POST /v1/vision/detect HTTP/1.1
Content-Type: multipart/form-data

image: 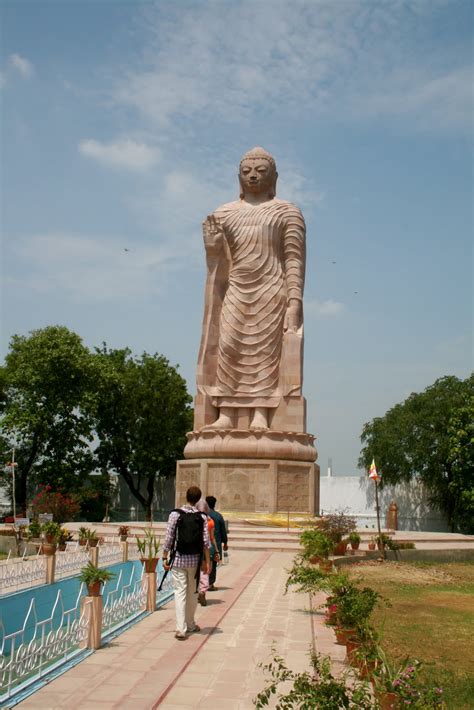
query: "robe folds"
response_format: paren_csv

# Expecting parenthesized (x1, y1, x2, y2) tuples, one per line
(197, 198, 306, 409)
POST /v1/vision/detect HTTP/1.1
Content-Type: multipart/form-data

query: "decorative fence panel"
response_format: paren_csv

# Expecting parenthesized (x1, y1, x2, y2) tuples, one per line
(55, 548, 90, 580)
(97, 543, 123, 567)
(101, 565, 147, 637)
(127, 542, 142, 561)
(0, 589, 90, 704)
(156, 562, 174, 608)
(0, 556, 47, 595)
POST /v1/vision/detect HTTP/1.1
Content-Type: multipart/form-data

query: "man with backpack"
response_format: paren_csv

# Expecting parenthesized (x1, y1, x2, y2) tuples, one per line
(162, 486, 211, 640)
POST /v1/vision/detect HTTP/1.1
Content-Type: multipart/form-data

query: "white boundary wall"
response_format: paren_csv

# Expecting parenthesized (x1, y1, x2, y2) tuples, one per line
(320, 475, 448, 532)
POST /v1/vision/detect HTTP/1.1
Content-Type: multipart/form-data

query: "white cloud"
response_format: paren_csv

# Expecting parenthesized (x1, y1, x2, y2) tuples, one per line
(109, 1, 470, 135)
(305, 299, 346, 318)
(14, 233, 181, 302)
(9, 53, 34, 78)
(78, 138, 160, 172)
(352, 66, 473, 132)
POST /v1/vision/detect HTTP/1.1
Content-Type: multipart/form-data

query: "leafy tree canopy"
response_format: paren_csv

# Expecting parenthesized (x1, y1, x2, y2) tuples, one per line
(92, 346, 193, 520)
(359, 374, 474, 533)
(0, 328, 193, 521)
(0, 326, 98, 511)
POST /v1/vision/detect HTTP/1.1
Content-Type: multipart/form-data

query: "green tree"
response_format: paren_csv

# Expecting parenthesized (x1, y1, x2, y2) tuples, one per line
(446, 393, 474, 533)
(93, 346, 193, 521)
(0, 326, 98, 513)
(359, 374, 474, 533)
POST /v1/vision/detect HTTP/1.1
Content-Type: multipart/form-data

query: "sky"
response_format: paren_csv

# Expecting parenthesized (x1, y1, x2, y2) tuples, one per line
(1, 0, 472, 476)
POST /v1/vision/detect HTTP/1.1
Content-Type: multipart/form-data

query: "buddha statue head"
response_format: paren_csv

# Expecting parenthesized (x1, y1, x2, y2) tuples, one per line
(239, 147, 278, 200)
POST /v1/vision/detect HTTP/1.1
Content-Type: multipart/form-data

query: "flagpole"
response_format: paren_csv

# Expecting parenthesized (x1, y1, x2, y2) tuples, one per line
(374, 478, 385, 560)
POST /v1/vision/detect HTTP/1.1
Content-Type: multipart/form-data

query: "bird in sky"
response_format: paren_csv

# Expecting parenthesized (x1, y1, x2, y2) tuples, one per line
(124, 248, 130, 252)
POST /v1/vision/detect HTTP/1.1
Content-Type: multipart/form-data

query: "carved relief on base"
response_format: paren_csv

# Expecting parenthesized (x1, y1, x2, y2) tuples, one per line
(176, 458, 320, 514)
(183, 428, 317, 462)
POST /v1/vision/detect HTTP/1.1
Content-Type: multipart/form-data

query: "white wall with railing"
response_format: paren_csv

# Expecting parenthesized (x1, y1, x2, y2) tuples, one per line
(320, 475, 448, 531)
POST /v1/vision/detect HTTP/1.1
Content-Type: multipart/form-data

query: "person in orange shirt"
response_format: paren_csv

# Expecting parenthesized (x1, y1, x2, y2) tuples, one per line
(196, 499, 220, 606)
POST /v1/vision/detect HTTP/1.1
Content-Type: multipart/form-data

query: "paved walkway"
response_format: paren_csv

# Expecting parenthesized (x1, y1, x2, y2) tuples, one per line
(16, 550, 343, 709)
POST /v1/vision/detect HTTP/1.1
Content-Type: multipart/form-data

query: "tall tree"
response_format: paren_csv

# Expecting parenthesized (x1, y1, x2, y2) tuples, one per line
(0, 326, 98, 513)
(359, 374, 474, 533)
(93, 346, 193, 521)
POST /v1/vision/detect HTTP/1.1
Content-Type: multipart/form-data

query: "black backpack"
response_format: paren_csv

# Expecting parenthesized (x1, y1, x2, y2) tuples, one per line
(173, 509, 204, 555)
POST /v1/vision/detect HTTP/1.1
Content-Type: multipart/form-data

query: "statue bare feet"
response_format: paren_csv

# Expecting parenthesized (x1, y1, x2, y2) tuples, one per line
(202, 407, 234, 430)
(249, 407, 269, 430)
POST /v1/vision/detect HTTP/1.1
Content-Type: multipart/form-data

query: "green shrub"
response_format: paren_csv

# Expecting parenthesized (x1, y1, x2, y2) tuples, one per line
(254, 648, 373, 709)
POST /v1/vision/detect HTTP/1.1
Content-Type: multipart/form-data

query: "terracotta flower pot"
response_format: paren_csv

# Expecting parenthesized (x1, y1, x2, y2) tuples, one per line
(79, 539, 87, 546)
(350, 542, 360, 550)
(324, 610, 338, 626)
(376, 691, 400, 710)
(333, 541, 347, 556)
(45, 534, 57, 544)
(336, 627, 357, 645)
(368, 543, 376, 550)
(358, 660, 376, 680)
(58, 543, 67, 551)
(141, 558, 159, 573)
(319, 560, 333, 573)
(42, 542, 57, 556)
(88, 538, 99, 548)
(346, 637, 362, 665)
(87, 581, 102, 597)
(120, 535, 128, 542)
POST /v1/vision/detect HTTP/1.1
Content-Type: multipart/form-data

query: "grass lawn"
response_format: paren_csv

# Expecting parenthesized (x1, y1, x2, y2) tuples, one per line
(347, 561, 474, 710)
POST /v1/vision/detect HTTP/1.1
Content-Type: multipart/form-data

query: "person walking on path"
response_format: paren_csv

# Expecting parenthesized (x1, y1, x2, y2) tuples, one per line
(163, 486, 211, 640)
(205, 495, 228, 590)
(196, 499, 218, 606)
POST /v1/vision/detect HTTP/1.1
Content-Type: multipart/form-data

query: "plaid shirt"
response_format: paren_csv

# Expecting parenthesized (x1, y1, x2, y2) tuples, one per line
(163, 505, 210, 569)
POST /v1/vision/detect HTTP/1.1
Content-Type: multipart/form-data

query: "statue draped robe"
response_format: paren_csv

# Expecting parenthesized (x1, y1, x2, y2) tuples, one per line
(196, 198, 306, 414)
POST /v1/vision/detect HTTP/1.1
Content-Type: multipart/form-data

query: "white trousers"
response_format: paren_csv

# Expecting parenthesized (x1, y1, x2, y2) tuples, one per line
(172, 566, 199, 634)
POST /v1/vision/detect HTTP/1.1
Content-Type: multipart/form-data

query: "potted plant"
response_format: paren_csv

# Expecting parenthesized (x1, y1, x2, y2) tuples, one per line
(317, 509, 356, 557)
(58, 527, 73, 551)
(85, 529, 99, 547)
(299, 529, 333, 566)
(375, 533, 395, 552)
(368, 536, 377, 551)
(334, 585, 382, 644)
(254, 648, 374, 709)
(285, 559, 334, 596)
(28, 519, 41, 540)
(79, 561, 115, 596)
(78, 526, 89, 546)
(118, 525, 130, 542)
(40, 521, 61, 554)
(353, 634, 380, 680)
(136, 529, 161, 573)
(349, 531, 361, 550)
(373, 652, 446, 709)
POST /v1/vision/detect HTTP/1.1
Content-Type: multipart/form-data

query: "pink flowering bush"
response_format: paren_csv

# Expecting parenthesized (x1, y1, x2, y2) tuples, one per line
(374, 655, 446, 708)
(31, 485, 80, 524)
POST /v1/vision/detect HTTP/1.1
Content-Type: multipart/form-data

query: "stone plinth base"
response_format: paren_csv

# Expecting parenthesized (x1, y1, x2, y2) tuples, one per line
(176, 458, 320, 514)
(184, 428, 316, 462)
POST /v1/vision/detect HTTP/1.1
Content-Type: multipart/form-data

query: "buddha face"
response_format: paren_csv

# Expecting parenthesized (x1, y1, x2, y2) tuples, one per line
(239, 158, 277, 197)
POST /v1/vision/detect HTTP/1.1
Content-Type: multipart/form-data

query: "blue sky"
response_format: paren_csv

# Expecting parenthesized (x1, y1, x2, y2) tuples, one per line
(1, 0, 472, 475)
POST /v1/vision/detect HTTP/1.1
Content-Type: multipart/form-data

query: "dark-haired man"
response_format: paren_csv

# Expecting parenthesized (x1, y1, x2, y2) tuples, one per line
(205, 495, 228, 590)
(163, 486, 210, 639)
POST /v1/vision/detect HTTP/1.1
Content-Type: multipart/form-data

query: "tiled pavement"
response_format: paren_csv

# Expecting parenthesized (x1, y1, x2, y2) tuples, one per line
(16, 551, 344, 709)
